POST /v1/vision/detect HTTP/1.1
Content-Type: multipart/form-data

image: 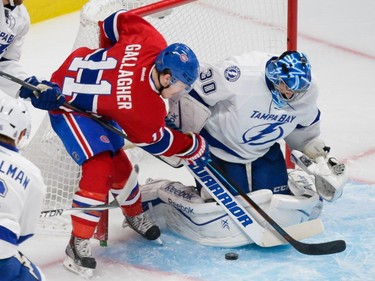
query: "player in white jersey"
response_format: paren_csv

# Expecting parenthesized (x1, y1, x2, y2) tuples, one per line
(0, 0, 64, 110)
(0, 95, 46, 280)
(132, 51, 348, 246)
(167, 50, 347, 198)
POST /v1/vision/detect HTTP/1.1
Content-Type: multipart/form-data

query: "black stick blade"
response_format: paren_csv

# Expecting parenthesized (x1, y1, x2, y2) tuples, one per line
(292, 239, 346, 255)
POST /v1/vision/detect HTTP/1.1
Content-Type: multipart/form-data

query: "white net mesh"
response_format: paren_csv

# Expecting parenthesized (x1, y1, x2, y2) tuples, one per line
(22, 0, 290, 233)
(73, 0, 287, 59)
(22, 115, 81, 232)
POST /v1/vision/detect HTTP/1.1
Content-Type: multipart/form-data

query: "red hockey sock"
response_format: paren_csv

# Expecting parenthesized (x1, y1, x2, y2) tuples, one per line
(71, 152, 113, 239)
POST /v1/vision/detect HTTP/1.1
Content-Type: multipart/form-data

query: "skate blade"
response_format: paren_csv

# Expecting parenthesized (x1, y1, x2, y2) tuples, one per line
(155, 237, 163, 245)
(63, 256, 94, 279)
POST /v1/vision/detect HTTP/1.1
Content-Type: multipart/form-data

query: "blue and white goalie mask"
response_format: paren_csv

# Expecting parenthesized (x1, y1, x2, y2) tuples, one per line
(265, 51, 312, 108)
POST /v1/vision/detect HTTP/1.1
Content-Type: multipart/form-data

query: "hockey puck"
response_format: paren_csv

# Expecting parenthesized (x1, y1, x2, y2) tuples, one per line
(225, 252, 239, 260)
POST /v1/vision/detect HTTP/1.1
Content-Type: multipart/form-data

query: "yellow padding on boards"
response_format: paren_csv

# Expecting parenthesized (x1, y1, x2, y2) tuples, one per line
(24, 0, 87, 24)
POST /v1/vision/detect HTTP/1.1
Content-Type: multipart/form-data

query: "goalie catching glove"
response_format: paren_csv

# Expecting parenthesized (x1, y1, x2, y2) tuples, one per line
(291, 150, 348, 202)
(175, 132, 210, 166)
(19, 76, 65, 110)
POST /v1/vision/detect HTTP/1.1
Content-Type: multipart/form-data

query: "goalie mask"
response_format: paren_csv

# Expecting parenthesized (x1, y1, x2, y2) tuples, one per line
(155, 43, 199, 94)
(265, 51, 312, 108)
(0, 96, 31, 149)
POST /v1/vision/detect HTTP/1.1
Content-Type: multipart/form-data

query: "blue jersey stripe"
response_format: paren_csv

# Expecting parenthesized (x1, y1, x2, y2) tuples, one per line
(102, 11, 121, 44)
(200, 128, 246, 160)
(296, 109, 320, 129)
(0, 225, 18, 246)
(139, 128, 173, 155)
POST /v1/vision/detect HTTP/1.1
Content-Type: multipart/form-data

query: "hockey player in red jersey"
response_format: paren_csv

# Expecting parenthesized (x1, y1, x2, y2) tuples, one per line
(48, 10, 208, 278)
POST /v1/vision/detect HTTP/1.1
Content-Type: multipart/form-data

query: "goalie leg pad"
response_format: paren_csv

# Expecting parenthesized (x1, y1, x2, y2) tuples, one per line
(142, 179, 276, 247)
(288, 168, 316, 197)
(267, 192, 320, 227)
(288, 168, 324, 220)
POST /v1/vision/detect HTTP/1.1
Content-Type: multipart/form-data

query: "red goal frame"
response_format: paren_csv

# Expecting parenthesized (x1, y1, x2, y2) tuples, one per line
(94, 0, 299, 244)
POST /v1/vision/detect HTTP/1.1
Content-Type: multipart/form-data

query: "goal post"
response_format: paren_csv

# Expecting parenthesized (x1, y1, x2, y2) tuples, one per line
(287, 0, 298, 51)
(129, 0, 197, 17)
(286, 0, 298, 168)
(22, 0, 299, 242)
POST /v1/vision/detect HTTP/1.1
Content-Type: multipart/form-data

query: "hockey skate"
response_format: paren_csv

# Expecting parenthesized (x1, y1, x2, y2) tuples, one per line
(63, 235, 96, 278)
(123, 212, 161, 241)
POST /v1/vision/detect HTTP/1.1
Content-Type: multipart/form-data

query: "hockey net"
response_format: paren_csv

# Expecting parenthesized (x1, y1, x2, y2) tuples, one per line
(22, 0, 296, 237)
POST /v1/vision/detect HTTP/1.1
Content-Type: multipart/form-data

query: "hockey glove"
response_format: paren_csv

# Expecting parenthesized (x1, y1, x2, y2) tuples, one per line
(176, 133, 210, 166)
(291, 150, 348, 202)
(19, 76, 65, 110)
(303, 138, 328, 159)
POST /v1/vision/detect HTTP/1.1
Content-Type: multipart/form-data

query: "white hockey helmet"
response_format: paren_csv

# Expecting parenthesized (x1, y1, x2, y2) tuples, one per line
(0, 96, 31, 148)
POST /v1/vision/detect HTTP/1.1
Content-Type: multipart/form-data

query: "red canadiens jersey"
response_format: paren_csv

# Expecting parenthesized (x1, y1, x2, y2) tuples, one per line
(51, 11, 192, 156)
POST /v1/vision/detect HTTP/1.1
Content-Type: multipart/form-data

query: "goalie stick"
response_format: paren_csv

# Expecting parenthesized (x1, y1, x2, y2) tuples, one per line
(185, 163, 274, 246)
(1, 71, 345, 254)
(207, 163, 346, 255)
(40, 165, 139, 218)
(184, 163, 324, 248)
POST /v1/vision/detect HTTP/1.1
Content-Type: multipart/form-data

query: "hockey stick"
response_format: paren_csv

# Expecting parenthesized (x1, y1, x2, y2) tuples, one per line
(0, 71, 344, 253)
(40, 165, 139, 218)
(0, 70, 184, 167)
(185, 163, 274, 246)
(0, 70, 129, 138)
(207, 163, 346, 255)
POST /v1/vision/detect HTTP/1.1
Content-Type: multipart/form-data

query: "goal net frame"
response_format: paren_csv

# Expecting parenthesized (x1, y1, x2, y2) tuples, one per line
(22, 0, 299, 245)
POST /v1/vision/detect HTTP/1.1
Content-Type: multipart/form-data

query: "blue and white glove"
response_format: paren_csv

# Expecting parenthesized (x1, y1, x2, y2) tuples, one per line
(19, 76, 65, 110)
(176, 133, 211, 166)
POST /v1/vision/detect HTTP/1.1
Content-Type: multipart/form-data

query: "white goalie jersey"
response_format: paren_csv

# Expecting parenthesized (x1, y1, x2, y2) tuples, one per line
(0, 4, 30, 96)
(187, 51, 321, 164)
(0, 145, 46, 259)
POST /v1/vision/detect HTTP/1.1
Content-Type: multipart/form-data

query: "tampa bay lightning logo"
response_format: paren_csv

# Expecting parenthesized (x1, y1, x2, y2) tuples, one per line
(224, 66, 241, 82)
(242, 122, 284, 145)
(0, 43, 9, 56)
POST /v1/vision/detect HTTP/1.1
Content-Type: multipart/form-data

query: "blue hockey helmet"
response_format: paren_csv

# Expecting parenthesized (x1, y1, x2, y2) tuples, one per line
(265, 51, 312, 104)
(155, 43, 199, 89)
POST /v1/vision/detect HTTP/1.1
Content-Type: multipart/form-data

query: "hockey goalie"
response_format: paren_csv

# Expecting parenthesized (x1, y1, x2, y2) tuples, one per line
(127, 51, 349, 247)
